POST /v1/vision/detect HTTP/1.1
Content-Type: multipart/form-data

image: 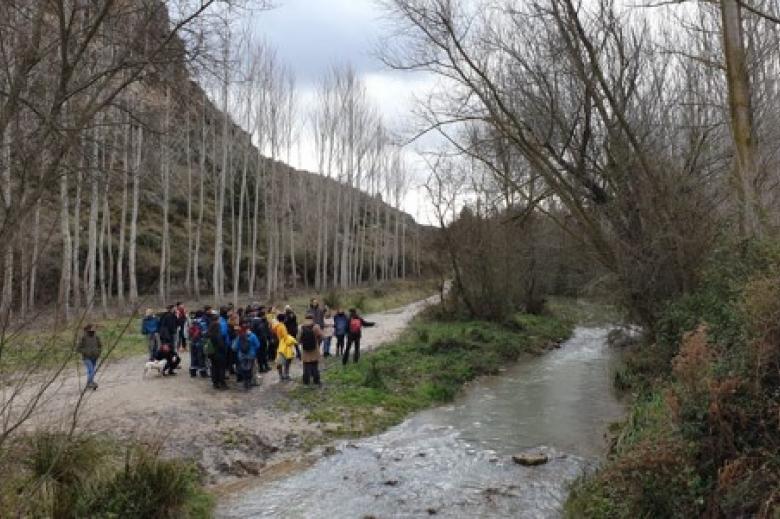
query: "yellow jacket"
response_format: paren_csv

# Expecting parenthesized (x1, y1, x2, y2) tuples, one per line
(273, 321, 297, 360)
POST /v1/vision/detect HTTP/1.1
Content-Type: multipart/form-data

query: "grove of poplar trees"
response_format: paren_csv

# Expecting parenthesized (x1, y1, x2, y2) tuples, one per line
(0, 1, 423, 325)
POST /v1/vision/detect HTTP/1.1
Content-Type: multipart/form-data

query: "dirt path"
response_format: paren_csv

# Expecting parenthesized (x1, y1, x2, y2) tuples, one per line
(11, 293, 440, 486)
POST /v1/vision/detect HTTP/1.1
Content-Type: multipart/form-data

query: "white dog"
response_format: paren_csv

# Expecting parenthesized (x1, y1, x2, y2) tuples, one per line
(143, 359, 167, 378)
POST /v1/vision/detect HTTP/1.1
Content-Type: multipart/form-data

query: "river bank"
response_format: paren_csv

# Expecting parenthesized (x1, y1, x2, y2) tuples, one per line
(218, 324, 626, 518)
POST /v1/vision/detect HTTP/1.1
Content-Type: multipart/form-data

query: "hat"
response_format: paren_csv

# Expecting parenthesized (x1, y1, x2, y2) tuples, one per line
(145, 308, 153, 317)
(284, 305, 292, 312)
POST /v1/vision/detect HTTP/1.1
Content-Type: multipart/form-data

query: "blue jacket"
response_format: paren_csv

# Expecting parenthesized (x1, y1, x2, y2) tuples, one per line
(219, 317, 230, 346)
(232, 332, 260, 361)
(141, 316, 160, 335)
(333, 313, 349, 336)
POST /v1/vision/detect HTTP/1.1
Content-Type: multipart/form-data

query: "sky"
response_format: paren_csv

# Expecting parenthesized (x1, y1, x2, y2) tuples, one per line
(247, 0, 437, 224)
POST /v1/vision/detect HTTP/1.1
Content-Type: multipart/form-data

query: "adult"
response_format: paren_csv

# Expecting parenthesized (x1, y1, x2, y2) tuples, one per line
(175, 301, 188, 351)
(284, 305, 300, 360)
(333, 308, 349, 357)
(309, 298, 328, 355)
(159, 304, 178, 350)
(77, 324, 102, 390)
(154, 342, 181, 376)
(322, 310, 334, 357)
(141, 308, 161, 361)
(232, 324, 261, 389)
(250, 307, 272, 372)
(207, 314, 228, 389)
(220, 306, 235, 376)
(342, 308, 375, 365)
(273, 314, 296, 382)
(298, 313, 324, 386)
(188, 310, 209, 377)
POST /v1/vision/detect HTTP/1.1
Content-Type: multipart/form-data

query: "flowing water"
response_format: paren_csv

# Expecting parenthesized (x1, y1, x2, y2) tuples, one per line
(218, 327, 625, 518)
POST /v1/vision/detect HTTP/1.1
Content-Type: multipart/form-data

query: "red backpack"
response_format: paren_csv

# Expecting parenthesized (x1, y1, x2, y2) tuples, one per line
(349, 317, 362, 335)
(188, 323, 201, 342)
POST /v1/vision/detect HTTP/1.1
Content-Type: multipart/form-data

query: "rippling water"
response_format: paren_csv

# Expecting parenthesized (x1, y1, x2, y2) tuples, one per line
(218, 327, 625, 519)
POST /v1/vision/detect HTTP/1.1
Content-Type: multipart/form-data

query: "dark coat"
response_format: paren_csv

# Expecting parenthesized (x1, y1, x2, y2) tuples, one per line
(159, 311, 178, 342)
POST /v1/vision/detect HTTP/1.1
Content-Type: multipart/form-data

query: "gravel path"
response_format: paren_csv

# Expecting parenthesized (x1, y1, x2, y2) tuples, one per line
(7, 292, 440, 485)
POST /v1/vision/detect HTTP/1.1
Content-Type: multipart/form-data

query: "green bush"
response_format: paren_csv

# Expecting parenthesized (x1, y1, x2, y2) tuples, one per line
(78, 448, 211, 519)
(4, 434, 212, 519)
(567, 240, 780, 518)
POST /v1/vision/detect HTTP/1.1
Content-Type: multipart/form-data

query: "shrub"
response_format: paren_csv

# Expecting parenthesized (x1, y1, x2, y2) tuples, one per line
(77, 447, 211, 519)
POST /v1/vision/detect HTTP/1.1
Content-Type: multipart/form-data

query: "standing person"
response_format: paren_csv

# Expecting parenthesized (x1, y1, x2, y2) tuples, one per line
(77, 324, 102, 390)
(322, 310, 334, 358)
(220, 307, 236, 376)
(273, 314, 295, 382)
(141, 309, 161, 361)
(188, 311, 208, 377)
(207, 313, 227, 389)
(333, 308, 349, 357)
(159, 304, 178, 352)
(284, 305, 300, 359)
(175, 302, 188, 352)
(250, 307, 272, 372)
(232, 324, 260, 389)
(266, 307, 279, 369)
(342, 308, 375, 365)
(309, 298, 328, 354)
(298, 313, 324, 386)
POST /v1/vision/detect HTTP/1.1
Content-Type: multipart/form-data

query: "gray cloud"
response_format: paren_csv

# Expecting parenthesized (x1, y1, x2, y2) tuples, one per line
(255, 0, 387, 84)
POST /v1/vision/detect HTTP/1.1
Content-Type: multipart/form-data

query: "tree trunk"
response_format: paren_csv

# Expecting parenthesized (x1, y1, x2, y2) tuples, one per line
(720, 0, 761, 238)
(129, 125, 142, 303)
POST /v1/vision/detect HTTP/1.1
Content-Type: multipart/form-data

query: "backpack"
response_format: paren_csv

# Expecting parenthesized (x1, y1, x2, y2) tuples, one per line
(301, 325, 317, 352)
(188, 323, 201, 342)
(349, 317, 362, 335)
(239, 335, 249, 355)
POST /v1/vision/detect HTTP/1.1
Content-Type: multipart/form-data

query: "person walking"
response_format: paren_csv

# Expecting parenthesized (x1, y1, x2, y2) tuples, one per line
(298, 313, 324, 386)
(333, 308, 349, 357)
(77, 324, 102, 390)
(232, 324, 260, 389)
(342, 308, 375, 365)
(141, 309, 161, 361)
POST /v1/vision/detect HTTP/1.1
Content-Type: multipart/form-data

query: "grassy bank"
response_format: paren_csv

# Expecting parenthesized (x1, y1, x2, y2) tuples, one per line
(566, 242, 780, 518)
(290, 307, 572, 438)
(3, 279, 438, 372)
(0, 432, 212, 518)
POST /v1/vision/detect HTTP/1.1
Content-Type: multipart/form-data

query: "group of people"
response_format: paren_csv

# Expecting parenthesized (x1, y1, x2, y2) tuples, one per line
(137, 298, 375, 390)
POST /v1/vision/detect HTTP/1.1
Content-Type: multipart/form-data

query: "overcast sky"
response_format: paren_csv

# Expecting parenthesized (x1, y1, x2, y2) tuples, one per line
(248, 0, 436, 224)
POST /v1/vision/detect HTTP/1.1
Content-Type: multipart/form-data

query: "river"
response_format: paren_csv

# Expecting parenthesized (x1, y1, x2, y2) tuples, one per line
(217, 326, 625, 518)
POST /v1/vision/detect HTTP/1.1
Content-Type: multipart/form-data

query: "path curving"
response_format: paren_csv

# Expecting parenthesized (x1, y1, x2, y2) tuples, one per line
(7, 292, 441, 485)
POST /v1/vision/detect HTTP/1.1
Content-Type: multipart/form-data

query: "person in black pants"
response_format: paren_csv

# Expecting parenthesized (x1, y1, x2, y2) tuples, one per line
(207, 316, 227, 389)
(342, 308, 375, 365)
(159, 304, 178, 350)
(299, 313, 324, 386)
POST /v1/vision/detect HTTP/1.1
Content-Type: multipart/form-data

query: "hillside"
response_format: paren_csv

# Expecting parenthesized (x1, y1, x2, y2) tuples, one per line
(19, 25, 428, 311)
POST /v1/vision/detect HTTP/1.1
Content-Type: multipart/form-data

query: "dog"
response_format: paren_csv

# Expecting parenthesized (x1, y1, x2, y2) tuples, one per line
(143, 359, 167, 378)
